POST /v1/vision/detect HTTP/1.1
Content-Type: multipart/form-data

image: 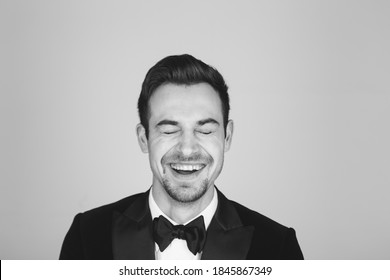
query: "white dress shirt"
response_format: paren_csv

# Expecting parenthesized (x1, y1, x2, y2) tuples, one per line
(149, 187, 218, 260)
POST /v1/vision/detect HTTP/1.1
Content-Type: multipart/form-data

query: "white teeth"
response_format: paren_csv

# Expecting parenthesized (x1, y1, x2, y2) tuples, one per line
(170, 163, 204, 171)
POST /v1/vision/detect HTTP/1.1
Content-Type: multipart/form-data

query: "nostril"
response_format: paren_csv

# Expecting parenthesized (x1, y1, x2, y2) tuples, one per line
(178, 143, 199, 156)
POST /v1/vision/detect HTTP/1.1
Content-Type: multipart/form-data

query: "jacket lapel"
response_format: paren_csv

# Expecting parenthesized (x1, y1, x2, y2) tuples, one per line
(112, 191, 155, 259)
(202, 189, 254, 259)
(111, 188, 254, 260)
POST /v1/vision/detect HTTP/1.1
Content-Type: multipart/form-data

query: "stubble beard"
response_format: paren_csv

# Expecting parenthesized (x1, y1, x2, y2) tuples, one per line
(160, 150, 213, 203)
(162, 177, 210, 203)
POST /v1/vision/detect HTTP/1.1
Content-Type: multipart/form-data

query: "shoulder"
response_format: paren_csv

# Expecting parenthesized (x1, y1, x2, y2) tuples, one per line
(228, 199, 289, 234)
(60, 191, 149, 259)
(216, 189, 290, 234)
(219, 192, 304, 259)
(83, 192, 145, 215)
(78, 191, 147, 224)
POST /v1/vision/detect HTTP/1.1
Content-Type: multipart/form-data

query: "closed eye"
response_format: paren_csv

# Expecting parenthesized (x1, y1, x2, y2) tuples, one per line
(157, 122, 180, 135)
(197, 130, 213, 135)
(156, 120, 180, 135)
(196, 119, 219, 134)
(163, 131, 179, 135)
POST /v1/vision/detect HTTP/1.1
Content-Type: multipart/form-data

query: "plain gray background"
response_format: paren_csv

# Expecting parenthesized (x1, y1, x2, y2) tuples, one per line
(1, 0, 389, 259)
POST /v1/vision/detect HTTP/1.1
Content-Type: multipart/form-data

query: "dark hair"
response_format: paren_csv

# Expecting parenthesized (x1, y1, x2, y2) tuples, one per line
(137, 54, 230, 138)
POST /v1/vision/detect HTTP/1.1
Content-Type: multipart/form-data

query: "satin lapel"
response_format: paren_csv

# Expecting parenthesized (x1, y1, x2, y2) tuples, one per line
(202, 189, 254, 260)
(112, 191, 155, 260)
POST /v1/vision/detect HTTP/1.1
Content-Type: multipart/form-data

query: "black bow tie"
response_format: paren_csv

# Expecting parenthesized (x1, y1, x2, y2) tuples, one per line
(153, 215, 206, 255)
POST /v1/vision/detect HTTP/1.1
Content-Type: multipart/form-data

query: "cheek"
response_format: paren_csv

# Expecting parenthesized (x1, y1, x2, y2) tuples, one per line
(149, 138, 177, 163)
(200, 137, 225, 161)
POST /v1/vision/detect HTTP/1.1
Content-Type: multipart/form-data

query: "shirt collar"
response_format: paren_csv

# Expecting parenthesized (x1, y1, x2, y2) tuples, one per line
(148, 186, 218, 229)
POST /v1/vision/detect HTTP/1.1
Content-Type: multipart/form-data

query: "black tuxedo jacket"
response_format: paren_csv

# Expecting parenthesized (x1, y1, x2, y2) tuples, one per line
(60, 189, 303, 259)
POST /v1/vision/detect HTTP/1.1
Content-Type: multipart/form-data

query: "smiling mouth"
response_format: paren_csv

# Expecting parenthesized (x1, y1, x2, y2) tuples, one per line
(169, 163, 206, 175)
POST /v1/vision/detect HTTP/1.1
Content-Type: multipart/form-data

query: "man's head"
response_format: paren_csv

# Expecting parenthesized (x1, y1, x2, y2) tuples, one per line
(136, 54, 233, 206)
(137, 54, 230, 138)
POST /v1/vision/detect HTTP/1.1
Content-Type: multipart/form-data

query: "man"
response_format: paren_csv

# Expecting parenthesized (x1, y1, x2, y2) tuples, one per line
(60, 54, 304, 260)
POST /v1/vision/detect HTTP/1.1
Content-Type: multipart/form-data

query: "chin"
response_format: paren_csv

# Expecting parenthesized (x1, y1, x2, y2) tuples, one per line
(162, 178, 210, 203)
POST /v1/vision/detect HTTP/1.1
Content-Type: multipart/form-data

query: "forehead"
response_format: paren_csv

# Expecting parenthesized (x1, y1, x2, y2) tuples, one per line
(148, 83, 223, 123)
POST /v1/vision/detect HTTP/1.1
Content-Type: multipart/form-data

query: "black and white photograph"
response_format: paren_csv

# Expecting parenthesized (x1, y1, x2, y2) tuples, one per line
(1, 0, 389, 260)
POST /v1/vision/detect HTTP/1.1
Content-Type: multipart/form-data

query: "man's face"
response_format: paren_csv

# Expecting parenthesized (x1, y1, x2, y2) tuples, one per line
(137, 83, 233, 204)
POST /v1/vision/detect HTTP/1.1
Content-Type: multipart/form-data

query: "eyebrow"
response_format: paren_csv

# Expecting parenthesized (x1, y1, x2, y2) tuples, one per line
(197, 118, 220, 126)
(156, 118, 220, 127)
(156, 120, 179, 127)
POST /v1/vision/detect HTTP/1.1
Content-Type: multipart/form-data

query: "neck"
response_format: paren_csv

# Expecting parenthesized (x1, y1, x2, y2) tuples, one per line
(152, 183, 214, 224)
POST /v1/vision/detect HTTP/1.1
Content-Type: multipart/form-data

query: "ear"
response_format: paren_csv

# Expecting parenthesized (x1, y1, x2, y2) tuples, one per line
(224, 119, 234, 152)
(136, 123, 148, 153)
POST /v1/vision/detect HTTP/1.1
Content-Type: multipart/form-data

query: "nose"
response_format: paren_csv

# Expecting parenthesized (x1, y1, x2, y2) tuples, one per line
(177, 131, 199, 157)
